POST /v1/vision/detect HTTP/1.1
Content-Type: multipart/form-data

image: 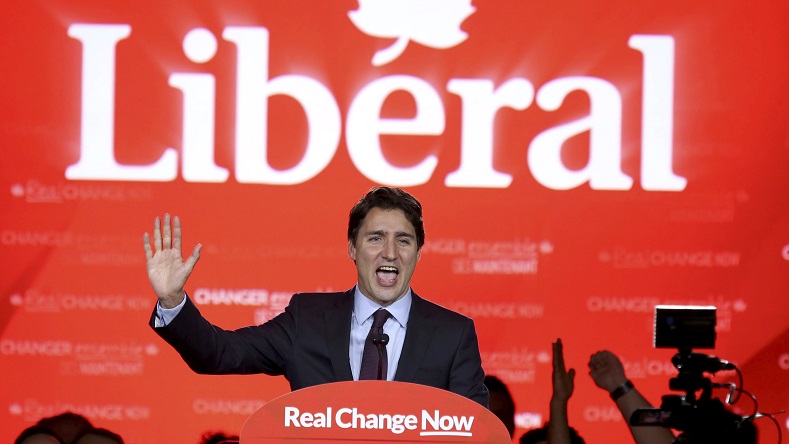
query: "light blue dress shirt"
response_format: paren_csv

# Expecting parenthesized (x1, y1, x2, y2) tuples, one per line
(349, 286, 411, 381)
(155, 286, 413, 381)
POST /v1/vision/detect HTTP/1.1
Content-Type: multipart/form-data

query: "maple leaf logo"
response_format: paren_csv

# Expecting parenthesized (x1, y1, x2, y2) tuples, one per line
(348, 0, 476, 66)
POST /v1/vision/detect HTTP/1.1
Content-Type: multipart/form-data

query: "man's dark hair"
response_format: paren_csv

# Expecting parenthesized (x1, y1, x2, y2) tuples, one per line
(347, 187, 425, 248)
(519, 423, 586, 444)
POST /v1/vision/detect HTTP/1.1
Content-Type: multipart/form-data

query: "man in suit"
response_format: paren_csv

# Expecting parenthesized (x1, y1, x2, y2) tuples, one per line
(144, 187, 489, 407)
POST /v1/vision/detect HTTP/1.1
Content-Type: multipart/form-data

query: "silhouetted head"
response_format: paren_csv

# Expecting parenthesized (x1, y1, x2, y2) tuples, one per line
(36, 412, 92, 444)
(485, 375, 516, 437)
(14, 425, 63, 444)
(519, 422, 586, 444)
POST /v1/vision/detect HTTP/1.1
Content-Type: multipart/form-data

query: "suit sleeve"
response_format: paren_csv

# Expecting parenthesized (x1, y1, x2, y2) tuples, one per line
(449, 318, 490, 408)
(149, 295, 298, 376)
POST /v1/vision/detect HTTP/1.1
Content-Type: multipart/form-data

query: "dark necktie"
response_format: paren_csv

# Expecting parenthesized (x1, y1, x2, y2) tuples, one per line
(359, 309, 391, 380)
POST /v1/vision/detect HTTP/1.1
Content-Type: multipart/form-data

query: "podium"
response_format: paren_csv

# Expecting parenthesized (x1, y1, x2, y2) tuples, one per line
(240, 381, 511, 443)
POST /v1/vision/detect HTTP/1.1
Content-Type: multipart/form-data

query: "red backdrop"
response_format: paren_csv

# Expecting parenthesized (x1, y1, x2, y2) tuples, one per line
(1, 0, 787, 442)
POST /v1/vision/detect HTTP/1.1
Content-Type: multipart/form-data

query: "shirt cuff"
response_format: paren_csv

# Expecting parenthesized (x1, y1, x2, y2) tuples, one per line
(154, 294, 187, 327)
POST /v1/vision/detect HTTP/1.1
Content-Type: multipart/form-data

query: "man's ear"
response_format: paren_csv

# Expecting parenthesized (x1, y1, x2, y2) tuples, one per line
(347, 239, 357, 262)
(416, 247, 422, 261)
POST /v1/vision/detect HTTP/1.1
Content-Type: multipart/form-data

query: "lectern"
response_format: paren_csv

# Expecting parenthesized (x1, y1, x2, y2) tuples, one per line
(240, 381, 511, 443)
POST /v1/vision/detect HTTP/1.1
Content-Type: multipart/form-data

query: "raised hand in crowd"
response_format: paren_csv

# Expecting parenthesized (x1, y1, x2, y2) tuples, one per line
(520, 339, 585, 444)
(588, 350, 674, 444)
(143, 214, 202, 308)
(548, 338, 575, 444)
(588, 350, 628, 392)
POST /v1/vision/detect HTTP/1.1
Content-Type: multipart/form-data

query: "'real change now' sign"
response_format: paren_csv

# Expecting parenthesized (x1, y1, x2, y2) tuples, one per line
(240, 381, 510, 443)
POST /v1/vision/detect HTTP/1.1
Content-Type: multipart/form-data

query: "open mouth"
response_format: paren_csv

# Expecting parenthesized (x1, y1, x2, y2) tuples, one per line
(376, 266, 398, 286)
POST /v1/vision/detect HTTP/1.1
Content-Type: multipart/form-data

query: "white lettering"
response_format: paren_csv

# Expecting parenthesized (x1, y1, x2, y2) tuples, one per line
(514, 412, 543, 429)
(629, 35, 686, 191)
(346, 75, 443, 186)
(529, 76, 632, 190)
(124, 406, 151, 420)
(193, 288, 269, 306)
(587, 296, 660, 313)
(421, 410, 474, 432)
(22, 400, 149, 422)
(445, 79, 533, 187)
(0, 340, 73, 356)
(333, 408, 416, 434)
(422, 410, 438, 430)
(67, 24, 177, 181)
(583, 405, 622, 422)
(471, 259, 537, 274)
(169, 29, 228, 182)
(65, 26, 684, 192)
(2, 230, 74, 247)
(336, 408, 353, 429)
(285, 407, 301, 427)
(193, 399, 265, 415)
(79, 361, 144, 375)
(224, 27, 341, 184)
(61, 294, 124, 310)
(284, 408, 332, 428)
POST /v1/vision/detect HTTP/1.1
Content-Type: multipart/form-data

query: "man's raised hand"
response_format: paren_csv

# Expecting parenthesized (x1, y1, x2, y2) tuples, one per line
(143, 214, 201, 308)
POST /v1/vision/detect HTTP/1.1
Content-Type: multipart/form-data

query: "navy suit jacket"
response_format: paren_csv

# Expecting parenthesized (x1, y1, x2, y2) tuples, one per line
(151, 289, 489, 407)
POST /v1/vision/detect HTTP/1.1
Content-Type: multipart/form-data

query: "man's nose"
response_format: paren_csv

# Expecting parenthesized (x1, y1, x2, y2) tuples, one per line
(382, 238, 396, 259)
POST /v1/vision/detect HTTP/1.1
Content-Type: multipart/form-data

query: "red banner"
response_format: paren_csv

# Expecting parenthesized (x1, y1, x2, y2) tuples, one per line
(1, 0, 787, 443)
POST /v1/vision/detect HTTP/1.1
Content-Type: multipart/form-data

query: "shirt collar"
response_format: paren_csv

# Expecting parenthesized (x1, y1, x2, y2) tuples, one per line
(353, 285, 411, 328)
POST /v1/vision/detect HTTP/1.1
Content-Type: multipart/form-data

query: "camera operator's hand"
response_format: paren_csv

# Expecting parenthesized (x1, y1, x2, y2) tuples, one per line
(588, 350, 628, 393)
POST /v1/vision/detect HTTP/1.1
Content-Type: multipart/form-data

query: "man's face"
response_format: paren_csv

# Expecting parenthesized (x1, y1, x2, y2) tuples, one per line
(348, 207, 421, 306)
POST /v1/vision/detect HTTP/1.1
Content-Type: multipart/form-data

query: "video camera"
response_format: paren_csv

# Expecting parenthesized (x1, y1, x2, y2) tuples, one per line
(630, 305, 756, 444)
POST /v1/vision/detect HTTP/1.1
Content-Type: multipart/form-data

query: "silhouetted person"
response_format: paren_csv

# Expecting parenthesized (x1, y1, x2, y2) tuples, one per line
(14, 425, 63, 444)
(36, 412, 92, 444)
(72, 428, 124, 444)
(589, 349, 757, 444)
(200, 431, 239, 444)
(485, 375, 516, 438)
(519, 424, 585, 444)
(588, 350, 675, 444)
(519, 339, 586, 444)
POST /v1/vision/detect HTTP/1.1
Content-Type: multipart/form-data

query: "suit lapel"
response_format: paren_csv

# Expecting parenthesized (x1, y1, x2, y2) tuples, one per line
(394, 292, 436, 382)
(325, 289, 354, 382)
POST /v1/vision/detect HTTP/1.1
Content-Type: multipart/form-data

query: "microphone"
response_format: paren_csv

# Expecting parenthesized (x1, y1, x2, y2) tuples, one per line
(371, 333, 389, 380)
(372, 333, 389, 346)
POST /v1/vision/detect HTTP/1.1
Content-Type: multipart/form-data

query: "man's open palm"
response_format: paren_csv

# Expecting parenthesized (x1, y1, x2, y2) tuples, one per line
(143, 214, 201, 308)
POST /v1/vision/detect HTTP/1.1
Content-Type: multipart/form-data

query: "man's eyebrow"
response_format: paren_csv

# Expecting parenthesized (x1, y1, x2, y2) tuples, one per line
(363, 229, 415, 239)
